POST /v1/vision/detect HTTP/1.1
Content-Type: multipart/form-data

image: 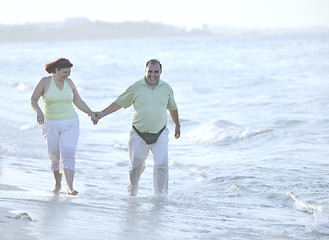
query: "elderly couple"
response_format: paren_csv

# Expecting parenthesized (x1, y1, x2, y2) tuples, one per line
(31, 58, 180, 196)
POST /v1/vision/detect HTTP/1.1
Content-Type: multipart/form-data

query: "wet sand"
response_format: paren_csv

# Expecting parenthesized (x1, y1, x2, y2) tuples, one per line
(0, 184, 36, 239)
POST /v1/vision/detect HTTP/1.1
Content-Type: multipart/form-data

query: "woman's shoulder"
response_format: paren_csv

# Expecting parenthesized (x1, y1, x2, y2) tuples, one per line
(35, 76, 51, 95)
(38, 76, 51, 86)
(65, 78, 75, 86)
(65, 78, 76, 91)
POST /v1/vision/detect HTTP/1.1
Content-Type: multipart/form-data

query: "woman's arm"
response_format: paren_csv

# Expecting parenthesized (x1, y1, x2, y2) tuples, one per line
(68, 80, 93, 114)
(69, 79, 98, 124)
(31, 78, 46, 124)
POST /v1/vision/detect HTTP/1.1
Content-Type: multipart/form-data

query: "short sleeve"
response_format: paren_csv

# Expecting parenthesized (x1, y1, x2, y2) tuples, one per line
(167, 87, 177, 110)
(115, 85, 134, 109)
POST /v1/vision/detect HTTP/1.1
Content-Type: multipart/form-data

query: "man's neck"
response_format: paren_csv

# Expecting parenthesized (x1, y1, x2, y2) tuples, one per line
(145, 77, 158, 89)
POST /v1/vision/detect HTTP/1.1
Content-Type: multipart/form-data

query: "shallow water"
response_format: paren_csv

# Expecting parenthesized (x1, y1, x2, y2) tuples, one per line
(0, 34, 329, 239)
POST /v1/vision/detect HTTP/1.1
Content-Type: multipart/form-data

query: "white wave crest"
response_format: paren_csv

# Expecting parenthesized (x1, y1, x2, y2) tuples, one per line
(286, 192, 329, 234)
(287, 192, 324, 214)
(187, 120, 268, 143)
(16, 83, 30, 91)
(19, 123, 38, 130)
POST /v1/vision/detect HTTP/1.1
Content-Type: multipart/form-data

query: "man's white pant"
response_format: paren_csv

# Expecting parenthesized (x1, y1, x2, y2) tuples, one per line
(42, 118, 79, 173)
(128, 129, 169, 196)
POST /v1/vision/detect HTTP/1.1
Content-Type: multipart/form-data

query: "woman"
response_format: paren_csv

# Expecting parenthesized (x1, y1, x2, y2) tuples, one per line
(31, 58, 98, 195)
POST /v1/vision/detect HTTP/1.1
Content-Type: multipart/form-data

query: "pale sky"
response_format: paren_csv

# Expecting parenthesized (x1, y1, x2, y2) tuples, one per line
(1, 0, 328, 29)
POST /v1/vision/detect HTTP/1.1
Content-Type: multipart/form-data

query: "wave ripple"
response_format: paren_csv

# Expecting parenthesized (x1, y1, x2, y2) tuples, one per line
(187, 120, 270, 143)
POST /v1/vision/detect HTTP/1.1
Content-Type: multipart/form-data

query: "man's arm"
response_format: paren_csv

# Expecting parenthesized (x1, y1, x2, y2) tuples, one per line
(169, 109, 180, 139)
(95, 101, 122, 119)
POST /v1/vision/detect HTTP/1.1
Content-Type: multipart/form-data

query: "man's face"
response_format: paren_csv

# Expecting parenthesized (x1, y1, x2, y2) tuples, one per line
(145, 63, 161, 86)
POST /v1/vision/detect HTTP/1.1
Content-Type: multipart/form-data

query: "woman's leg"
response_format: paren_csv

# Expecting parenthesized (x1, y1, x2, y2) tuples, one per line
(64, 169, 78, 195)
(53, 170, 62, 193)
(42, 120, 62, 192)
(59, 118, 79, 195)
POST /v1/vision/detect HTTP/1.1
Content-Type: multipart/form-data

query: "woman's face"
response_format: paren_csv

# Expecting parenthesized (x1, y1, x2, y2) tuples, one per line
(56, 67, 71, 80)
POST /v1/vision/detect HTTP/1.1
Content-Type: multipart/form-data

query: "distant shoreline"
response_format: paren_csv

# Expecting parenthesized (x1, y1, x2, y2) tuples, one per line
(1, 18, 328, 43)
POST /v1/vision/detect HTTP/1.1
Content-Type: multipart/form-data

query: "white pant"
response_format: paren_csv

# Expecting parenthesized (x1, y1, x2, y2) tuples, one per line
(42, 118, 79, 173)
(128, 128, 169, 196)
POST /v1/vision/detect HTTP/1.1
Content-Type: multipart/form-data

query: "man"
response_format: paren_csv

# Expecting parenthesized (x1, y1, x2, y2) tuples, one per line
(95, 59, 180, 196)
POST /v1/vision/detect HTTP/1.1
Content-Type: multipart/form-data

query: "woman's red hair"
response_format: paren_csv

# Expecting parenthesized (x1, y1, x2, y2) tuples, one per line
(45, 58, 73, 74)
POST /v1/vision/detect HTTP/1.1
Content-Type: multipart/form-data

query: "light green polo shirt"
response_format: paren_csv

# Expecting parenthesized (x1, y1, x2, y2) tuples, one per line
(115, 78, 177, 133)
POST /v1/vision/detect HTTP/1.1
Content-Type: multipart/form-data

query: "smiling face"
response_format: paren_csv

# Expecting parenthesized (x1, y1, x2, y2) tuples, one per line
(55, 67, 71, 81)
(145, 62, 162, 88)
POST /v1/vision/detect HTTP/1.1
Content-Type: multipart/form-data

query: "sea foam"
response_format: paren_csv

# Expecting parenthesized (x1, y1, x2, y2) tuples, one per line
(187, 120, 268, 144)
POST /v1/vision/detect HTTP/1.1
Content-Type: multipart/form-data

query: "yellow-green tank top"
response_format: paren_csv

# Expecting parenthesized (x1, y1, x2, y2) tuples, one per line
(42, 76, 78, 120)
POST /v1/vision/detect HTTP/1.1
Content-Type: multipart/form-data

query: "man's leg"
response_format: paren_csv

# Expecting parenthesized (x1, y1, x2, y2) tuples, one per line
(128, 133, 150, 196)
(151, 129, 169, 195)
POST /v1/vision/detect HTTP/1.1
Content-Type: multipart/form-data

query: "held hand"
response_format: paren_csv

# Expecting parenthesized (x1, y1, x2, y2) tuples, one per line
(95, 111, 104, 120)
(91, 115, 99, 125)
(89, 112, 99, 125)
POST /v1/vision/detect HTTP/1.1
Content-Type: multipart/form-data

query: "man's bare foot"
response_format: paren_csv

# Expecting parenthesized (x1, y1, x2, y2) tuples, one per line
(67, 190, 78, 195)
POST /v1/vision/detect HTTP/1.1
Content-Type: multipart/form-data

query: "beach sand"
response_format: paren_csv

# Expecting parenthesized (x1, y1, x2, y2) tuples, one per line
(0, 184, 36, 240)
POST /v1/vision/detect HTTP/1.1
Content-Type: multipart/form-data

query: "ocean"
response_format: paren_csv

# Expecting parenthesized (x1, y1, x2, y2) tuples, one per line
(0, 33, 329, 239)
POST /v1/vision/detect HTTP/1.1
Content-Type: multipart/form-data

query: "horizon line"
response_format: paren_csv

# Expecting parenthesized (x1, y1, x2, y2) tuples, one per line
(1, 18, 329, 31)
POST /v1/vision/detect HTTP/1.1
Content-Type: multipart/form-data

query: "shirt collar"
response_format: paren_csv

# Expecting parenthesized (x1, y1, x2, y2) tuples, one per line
(142, 77, 163, 88)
